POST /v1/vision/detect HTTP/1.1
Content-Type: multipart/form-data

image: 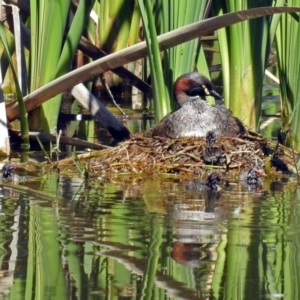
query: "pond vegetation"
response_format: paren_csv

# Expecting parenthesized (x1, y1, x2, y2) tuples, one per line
(1, 1, 300, 150)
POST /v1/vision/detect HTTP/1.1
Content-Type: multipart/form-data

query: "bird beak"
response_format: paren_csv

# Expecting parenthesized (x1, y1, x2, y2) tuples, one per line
(254, 169, 266, 177)
(209, 89, 224, 103)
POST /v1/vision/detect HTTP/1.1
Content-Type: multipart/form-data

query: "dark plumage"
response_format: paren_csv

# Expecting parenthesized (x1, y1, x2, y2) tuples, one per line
(205, 130, 217, 146)
(186, 172, 222, 192)
(201, 131, 225, 164)
(151, 72, 245, 138)
(239, 168, 265, 185)
(1, 163, 19, 182)
(239, 168, 265, 191)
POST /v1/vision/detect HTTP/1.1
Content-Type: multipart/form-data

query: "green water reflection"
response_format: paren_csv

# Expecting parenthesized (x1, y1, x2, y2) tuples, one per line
(0, 173, 299, 299)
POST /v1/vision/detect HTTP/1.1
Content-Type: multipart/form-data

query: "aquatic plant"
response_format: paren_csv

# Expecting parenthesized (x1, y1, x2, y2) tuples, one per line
(275, 0, 300, 150)
(2, 1, 300, 150)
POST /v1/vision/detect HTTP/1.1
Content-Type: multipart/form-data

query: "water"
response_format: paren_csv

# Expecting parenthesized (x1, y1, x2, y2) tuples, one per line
(0, 173, 299, 299)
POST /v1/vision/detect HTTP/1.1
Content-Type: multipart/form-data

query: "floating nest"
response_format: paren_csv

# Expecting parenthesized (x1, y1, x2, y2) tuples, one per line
(72, 131, 297, 178)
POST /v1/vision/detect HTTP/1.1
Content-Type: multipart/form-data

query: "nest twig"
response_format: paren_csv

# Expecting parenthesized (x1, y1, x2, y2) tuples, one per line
(80, 131, 296, 177)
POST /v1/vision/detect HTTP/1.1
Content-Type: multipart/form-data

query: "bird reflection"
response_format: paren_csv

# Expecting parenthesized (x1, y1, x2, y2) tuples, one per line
(171, 242, 215, 268)
(170, 173, 224, 268)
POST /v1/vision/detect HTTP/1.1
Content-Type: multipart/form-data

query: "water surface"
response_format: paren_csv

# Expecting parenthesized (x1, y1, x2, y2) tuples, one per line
(0, 173, 299, 299)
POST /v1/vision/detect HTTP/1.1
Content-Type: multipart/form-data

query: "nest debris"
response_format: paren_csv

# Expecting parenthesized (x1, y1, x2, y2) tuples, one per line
(84, 131, 296, 177)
